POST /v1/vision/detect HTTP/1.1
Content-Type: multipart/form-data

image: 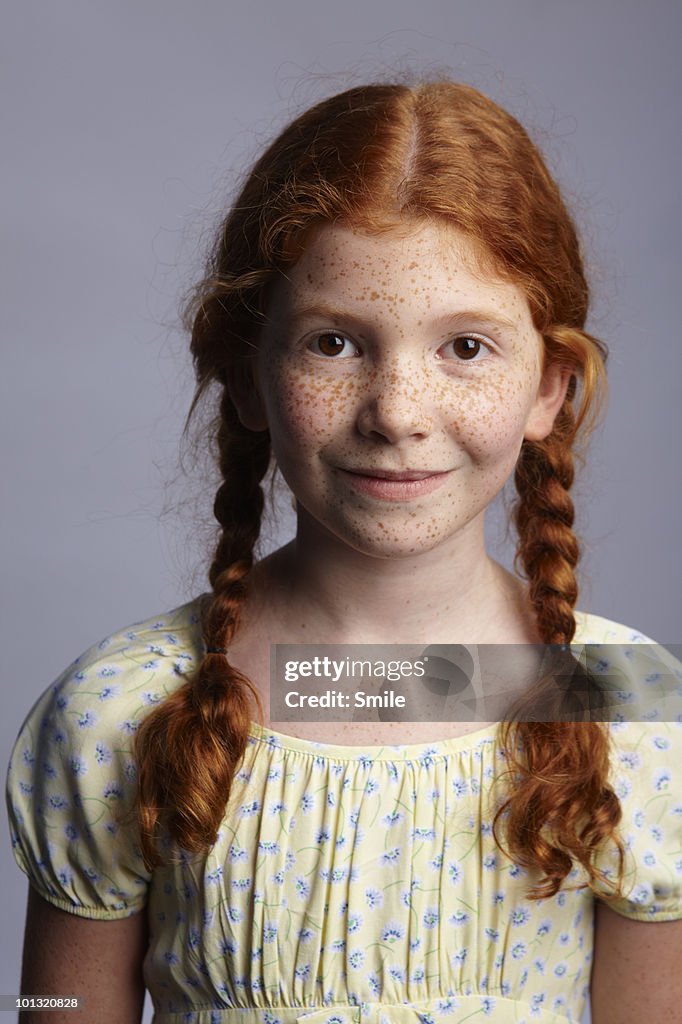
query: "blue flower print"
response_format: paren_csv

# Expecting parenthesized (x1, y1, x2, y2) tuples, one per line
(413, 826, 436, 840)
(448, 861, 462, 884)
(616, 778, 632, 799)
(94, 742, 112, 765)
(348, 947, 365, 970)
(69, 755, 87, 776)
(320, 866, 350, 884)
(418, 748, 438, 768)
(380, 847, 401, 865)
(257, 840, 280, 856)
(141, 690, 162, 705)
(380, 922, 404, 943)
(365, 888, 383, 909)
(96, 679, 119, 696)
(239, 800, 261, 818)
(219, 935, 238, 956)
(367, 972, 381, 997)
(382, 809, 403, 827)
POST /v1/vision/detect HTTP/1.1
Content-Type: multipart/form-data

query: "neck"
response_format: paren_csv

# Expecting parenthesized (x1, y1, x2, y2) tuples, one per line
(247, 511, 537, 646)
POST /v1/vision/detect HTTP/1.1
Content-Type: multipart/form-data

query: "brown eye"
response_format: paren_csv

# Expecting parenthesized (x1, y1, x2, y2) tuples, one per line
(311, 332, 359, 358)
(452, 336, 481, 360)
(438, 334, 491, 362)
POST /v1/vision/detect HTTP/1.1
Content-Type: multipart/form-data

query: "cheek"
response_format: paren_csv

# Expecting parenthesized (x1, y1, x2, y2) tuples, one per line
(261, 365, 359, 453)
(445, 378, 534, 461)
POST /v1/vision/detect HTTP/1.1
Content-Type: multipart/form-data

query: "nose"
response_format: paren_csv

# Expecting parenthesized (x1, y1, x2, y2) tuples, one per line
(355, 363, 434, 443)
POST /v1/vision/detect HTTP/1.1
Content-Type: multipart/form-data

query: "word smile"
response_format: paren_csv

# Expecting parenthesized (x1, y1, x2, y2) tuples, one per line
(284, 689, 407, 709)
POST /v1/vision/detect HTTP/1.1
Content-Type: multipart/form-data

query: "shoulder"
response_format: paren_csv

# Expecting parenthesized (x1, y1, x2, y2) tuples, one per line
(574, 610, 658, 645)
(12, 595, 206, 747)
(574, 610, 681, 721)
(8, 595, 207, 796)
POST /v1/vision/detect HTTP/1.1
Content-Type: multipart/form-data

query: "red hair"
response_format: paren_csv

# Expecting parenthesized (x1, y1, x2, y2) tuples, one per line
(134, 79, 622, 898)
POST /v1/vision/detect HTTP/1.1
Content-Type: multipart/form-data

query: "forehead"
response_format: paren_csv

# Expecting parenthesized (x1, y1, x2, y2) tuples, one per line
(270, 220, 532, 321)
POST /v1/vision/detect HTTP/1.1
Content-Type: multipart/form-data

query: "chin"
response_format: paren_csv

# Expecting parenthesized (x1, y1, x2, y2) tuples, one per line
(331, 522, 457, 561)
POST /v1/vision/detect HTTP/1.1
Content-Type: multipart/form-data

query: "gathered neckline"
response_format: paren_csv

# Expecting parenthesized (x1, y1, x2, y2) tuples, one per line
(247, 720, 499, 761)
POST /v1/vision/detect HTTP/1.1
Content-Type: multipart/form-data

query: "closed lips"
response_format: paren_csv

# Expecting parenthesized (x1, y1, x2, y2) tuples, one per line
(342, 469, 449, 479)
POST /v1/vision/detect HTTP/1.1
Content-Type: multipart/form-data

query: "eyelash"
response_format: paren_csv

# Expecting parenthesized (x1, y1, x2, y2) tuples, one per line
(307, 331, 494, 361)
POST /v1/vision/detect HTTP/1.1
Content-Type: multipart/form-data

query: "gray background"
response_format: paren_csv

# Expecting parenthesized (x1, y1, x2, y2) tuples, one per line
(2, 2, 680, 1020)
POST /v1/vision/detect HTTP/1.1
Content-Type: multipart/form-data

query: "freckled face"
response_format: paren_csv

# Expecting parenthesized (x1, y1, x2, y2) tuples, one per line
(252, 221, 555, 558)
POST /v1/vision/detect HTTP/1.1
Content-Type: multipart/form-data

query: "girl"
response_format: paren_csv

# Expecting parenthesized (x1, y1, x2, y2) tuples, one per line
(7, 80, 682, 1024)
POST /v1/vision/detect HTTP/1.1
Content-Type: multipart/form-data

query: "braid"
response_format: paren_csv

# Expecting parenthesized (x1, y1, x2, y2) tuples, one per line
(135, 392, 271, 870)
(493, 400, 624, 899)
(514, 402, 579, 644)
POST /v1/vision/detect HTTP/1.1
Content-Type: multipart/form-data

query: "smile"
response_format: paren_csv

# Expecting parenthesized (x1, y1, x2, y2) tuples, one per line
(338, 467, 452, 500)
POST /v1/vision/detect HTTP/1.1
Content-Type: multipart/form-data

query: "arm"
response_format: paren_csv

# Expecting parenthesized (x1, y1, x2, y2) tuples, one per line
(590, 900, 682, 1023)
(19, 886, 148, 1024)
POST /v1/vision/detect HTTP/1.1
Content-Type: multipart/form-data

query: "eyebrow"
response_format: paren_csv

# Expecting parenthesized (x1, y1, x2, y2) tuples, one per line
(285, 301, 521, 334)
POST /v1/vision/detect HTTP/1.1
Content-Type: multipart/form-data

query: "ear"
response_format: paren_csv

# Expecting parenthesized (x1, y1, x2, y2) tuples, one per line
(226, 359, 269, 433)
(523, 361, 572, 442)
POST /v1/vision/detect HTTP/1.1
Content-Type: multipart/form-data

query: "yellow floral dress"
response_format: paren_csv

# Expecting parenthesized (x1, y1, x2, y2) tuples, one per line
(6, 598, 682, 1024)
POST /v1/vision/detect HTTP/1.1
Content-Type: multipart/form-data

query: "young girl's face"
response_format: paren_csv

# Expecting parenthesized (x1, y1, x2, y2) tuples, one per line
(242, 220, 566, 559)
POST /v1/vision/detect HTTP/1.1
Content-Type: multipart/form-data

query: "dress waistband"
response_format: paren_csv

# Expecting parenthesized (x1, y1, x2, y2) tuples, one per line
(152, 994, 571, 1024)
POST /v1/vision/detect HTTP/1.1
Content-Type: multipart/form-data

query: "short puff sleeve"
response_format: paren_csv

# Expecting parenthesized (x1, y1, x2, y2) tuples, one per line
(593, 719, 682, 920)
(5, 605, 199, 919)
